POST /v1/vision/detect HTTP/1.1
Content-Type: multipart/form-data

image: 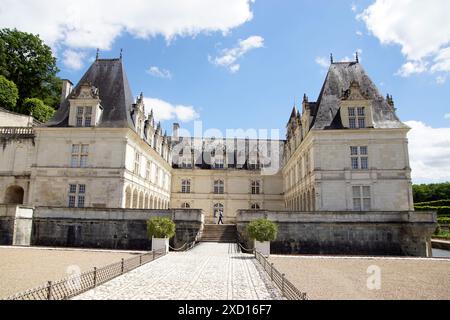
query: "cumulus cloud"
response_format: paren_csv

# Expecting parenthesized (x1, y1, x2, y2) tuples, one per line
(406, 120, 450, 183)
(147, 66, 172, 79)
(210, 35, 264, 73)
(62, 50, 87, 70)
(144, 98, 199, 123)
(358, 0, 450, 79)
(436, 76, 446, 85)
(0, 0, 254, 68)
(445, 114, 450, 119)
(315, 56, 330, 68)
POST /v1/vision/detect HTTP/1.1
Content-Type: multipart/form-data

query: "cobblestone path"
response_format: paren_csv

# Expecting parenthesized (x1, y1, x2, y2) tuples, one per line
(74, 243, 283, 300)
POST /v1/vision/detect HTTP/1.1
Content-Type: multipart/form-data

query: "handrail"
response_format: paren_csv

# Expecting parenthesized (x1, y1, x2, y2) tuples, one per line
(2, 248, 167, 300)
(254, 250, 308, 300)
(237, 242, 255, 253)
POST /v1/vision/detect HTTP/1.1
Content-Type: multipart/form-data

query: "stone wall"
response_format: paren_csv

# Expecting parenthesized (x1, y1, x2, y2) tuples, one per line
(236, 210, 437, 257)
(32, 207, 204, 250)
(0, 205, 34, 246)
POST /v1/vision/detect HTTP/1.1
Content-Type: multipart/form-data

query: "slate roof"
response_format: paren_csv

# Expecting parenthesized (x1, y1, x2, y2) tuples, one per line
(46, 59, 136, 129)
(310, 62, 407, 130)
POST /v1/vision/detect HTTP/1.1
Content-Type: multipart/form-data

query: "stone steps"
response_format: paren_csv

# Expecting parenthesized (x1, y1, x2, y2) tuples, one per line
(200, 224, 237, 243)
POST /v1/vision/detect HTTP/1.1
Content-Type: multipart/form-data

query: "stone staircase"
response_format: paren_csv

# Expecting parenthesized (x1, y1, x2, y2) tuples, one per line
(200, 224, 237, 243)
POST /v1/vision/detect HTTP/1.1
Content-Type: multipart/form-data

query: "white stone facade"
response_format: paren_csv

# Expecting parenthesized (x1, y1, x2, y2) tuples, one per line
(0, 58, 415, 223)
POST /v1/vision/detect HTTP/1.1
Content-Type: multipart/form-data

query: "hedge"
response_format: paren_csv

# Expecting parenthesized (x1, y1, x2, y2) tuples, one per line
(414, 206, 450, 216)
(415, 200, 450, 207)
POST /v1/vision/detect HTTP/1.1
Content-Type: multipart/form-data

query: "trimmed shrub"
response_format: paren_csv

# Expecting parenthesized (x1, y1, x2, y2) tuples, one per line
(416, 200, 450, 207)
(146, 217, 176, 239)
(415, 206, 450, 216)
(247, 219, 278, 242)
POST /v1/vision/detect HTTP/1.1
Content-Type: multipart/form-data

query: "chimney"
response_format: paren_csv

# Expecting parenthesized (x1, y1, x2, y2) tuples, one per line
(61, 79, 73, 104)
(173, 123, 180, 141)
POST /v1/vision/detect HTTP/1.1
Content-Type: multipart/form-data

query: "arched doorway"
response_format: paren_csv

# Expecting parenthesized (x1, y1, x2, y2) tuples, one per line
(4, 186, 24, 204)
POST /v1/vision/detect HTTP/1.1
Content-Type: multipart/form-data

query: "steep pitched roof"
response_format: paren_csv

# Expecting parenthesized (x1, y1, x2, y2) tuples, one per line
(311, 62, 407, 130)
(46, 59, 135, 129)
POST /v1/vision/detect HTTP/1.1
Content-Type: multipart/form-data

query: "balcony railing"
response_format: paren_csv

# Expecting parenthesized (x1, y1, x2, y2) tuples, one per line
(0, 127, 35, 137)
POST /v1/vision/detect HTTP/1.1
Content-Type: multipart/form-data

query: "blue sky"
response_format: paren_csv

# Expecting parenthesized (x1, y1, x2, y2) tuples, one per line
(1, 0, 449, 183)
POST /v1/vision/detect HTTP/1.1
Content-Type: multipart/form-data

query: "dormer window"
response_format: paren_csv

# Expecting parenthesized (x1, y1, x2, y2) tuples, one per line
(348, 107, 367, 129)
(69, 83, 102, 127)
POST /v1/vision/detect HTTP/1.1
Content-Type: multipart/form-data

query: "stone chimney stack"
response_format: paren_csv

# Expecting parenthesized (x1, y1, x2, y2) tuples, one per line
(173, 123, 180, 141)
(61, 79, 73, 104)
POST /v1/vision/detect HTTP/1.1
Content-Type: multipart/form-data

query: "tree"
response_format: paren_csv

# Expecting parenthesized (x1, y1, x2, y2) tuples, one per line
(247, 219, 278, 242)
(0, 28, 61, 111)
(0, 75, 18, 111)
(22, 98, 55, 123)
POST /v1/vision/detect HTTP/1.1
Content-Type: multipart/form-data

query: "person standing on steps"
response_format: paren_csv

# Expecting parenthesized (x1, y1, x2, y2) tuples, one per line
(218, 210, 224, 225)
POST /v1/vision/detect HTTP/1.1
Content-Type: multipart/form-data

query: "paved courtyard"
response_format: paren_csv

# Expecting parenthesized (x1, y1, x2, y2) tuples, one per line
(74, 243, 283, 300)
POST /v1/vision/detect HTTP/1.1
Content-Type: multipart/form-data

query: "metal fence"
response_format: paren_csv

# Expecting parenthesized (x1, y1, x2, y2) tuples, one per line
(0, 127, 35, 136)
(4, 249, 166, 300)
(254, 250, 308, 300)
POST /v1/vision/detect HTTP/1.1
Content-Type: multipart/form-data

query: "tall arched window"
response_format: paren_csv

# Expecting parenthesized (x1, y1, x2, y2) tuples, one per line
(214, 203, 224, 218)
(181, 179, 191, 193)
(125, 186, 132, 208)
(214, 180, 224, 194)
(251, 181, 261, 195)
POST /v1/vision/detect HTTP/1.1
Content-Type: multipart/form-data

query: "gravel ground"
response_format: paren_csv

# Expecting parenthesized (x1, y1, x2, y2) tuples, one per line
(0, 247, 140, 298)
(269, 256, 450, 300)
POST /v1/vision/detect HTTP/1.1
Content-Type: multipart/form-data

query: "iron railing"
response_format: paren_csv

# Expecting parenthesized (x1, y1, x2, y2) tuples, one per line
(3, 249, 166, 300)
(254, 250, 308, 301)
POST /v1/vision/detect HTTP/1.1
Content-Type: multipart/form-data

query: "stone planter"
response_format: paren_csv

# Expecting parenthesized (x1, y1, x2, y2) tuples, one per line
(152, 237, 169, 254)
(255, 240, 271, 257)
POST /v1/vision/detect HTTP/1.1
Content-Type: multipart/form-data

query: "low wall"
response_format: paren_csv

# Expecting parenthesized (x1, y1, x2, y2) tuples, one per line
(32, 207, 204, 250)
(236, 211, 437, 257)
(0, 205, 34, 246)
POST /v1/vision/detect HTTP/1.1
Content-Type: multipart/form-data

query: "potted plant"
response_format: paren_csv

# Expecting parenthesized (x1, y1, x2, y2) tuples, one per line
(147, 217, 176, 254)
(247, 219, 278, 257)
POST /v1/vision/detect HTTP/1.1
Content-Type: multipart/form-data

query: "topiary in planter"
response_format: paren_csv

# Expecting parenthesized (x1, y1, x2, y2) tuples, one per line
(147, 217, 176, 239)
(247, 219, 278, 242)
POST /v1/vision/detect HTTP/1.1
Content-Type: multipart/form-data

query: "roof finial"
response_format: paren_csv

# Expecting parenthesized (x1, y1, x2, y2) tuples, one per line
(355, 51, 359, 63)
(120, 48, 123, 60)
(303, 93, 308, 103)
(330, 53, 334, 64)
(96, 48, 100, 60)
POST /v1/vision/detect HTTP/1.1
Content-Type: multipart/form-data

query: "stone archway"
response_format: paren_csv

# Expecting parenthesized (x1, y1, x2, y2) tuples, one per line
(4, 186, 25, 204)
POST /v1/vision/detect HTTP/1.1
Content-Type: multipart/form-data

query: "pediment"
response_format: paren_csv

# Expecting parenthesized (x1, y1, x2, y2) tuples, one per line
(341, 81, 369, 101)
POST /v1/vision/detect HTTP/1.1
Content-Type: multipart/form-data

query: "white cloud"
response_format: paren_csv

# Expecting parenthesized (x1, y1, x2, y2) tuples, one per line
(147, 66, 172, 79)
(445, 114, 450, 119)
(315, 56, 330, 68)
(351, 4, 357, 13)
(356, 30, 363, 37)
(359, 0, 450, 78)
(406, 121, 450, 183)
(210, 35, 264, 73)
(395, 61, 428, 77)
(144, 98, 199, 123)
(0, 0, 254, 68)
(436, 76, 446, 85)
(62, 50, 87, 70)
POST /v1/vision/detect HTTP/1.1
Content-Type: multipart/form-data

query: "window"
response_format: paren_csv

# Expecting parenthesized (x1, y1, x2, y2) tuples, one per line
(134, 152, 141, 175)
(155, 167, 160, 185)
(251, 203, 261, 210)
(248, 158, 259, 170)
(348, 107, 366, 129)
(251, 181, 261, 195)
(350, 146, 369, 170)
(71, 144, 89, 168)
(181, 180, 191, 193)
(214, 203, 224, 218)
(181, 156, 192, 169)
(68, 184, 86, 208)
(75, 106, 93, 127)
(181, 203, 191, 209)
(213, 157, 224, 169)
(353, 186, 371, 211)
(145, 160, 151, 180)
(214, 180, 225, 194)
